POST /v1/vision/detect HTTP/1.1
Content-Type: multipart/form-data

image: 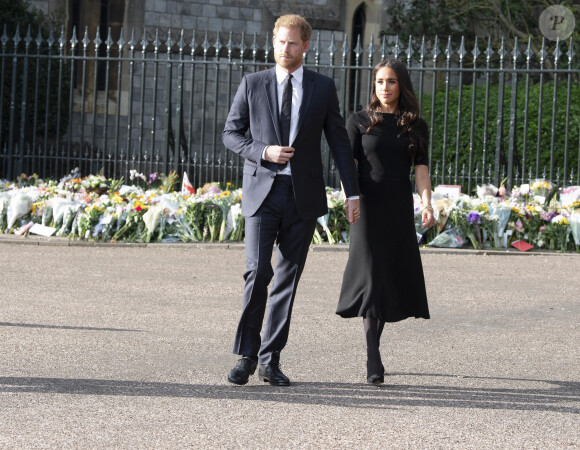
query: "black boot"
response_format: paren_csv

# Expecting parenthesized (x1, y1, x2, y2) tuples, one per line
(364, 317, 384, 385)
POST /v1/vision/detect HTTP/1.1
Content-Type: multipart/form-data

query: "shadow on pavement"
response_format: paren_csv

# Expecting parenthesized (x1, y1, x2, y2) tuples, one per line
(0, 322, 145, 333)
(0, 375, 577, 413)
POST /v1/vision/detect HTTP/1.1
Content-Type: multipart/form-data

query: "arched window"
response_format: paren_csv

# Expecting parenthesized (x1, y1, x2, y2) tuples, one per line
(69, 0, 125, 91)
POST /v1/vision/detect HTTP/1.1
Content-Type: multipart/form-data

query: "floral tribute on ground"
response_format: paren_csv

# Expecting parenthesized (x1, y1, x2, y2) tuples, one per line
(1, 171, 579, 252)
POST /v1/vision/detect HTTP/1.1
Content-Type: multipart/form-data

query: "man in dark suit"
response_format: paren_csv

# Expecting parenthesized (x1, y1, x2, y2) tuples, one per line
(222, 14, 360, 386)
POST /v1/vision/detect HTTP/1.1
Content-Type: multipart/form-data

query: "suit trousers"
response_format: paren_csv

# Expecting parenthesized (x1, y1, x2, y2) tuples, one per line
(233, 175, 317, 365)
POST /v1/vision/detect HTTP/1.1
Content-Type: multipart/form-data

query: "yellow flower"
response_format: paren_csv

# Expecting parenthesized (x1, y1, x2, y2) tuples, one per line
(112, 194, 124, 204)
(531, 181, 550, 190)
(219, 190, 231, 198)
(86, 204, 104, 213)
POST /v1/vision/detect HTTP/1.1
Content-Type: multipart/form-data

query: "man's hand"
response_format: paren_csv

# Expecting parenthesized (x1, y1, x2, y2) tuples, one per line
(264, 145, 295, 164)
(345, 198, 360, 224)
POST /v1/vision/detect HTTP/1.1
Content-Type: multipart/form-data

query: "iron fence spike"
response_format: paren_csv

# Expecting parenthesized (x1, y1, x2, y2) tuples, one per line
(393, 35, 401, 59)
(341, 34, 349, 62)
(405, 35, 413, 63)
(69, 26, 78, 49)
(457, 36, 466, 60)
(328, 32, 336, 56)
(567, 37, 575, 63)
(35, 26, 43, 46)
(553, 37, 561, 65)
(512, 36, 519, 63)
(117, 28, 125, 49)
(380, 34, 386, 60)
(1, 24, 7, 47)
(484, 36, 493, 61)
(82, 26, 91, 49)
(472, 36, 480, 59)
(538, 37, 547, 63)
(106, 27, 114, 49)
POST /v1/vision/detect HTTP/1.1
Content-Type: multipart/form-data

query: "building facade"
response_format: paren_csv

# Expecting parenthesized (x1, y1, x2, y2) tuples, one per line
(31, 0, 394, 51)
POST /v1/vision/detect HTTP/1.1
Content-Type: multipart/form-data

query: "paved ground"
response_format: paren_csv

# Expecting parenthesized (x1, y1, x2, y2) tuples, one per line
(0, 236, 578, 448)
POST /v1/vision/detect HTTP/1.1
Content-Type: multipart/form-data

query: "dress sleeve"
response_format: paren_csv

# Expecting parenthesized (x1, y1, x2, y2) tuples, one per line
(346, 113, 364, 161)
(413, 118, 429, 166)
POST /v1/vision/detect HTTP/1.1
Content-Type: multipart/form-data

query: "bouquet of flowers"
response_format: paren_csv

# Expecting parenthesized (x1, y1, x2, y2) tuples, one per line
(211, 189, 240, 241)
(315, 213, 335, 244)
(0, 195, 9, 231)
(487, 201, 513, 247)
(544, 214, 570, 251)
(143, 204, 163, 243)
(560, 186, 580, 208)
(476, 184, 499, 199)
(427, 227, 466, 248)
(569, 214, 580, 249)
(530, 180, 554, 205)
(328, 189, 349, 243)
(81, 174, 109, 195)
(227, 203, 244, 242)
(6, 194, 33, 231)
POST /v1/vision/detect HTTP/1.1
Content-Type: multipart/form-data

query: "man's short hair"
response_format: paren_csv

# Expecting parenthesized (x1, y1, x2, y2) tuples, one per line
(273, 14, 312, 42)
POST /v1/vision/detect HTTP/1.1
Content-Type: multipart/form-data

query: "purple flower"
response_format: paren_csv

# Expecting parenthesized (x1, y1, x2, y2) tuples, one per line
(148, 173, 158, 185)
(466, 212, 481, 224)
(540, 211, 556, 222)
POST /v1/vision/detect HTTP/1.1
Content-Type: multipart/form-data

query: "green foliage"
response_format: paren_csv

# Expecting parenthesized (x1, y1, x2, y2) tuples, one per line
(421, 78, 580, 185)
(1, 0, 70, 152)
(386, 0, 580, 60)
(388, 0, 468, 40)
(0, 0, 45, 30)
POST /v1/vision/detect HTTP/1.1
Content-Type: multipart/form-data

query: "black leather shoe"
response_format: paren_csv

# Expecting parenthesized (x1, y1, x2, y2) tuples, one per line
(258, 362, 290, 386)
(227, 356, 257, 385)
(367, 373, 385, 385)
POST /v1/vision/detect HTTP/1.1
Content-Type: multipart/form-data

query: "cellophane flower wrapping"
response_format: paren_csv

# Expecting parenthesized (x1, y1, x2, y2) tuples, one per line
(427, 227, 466, 248)
(7, 194, 33, 230)
(0, 194, 8, 231)
(545, 214, 570, 251)
(488, 202, 512, 246)
(56, 203, 81, 237)
(560, 186, 580, 208)
(476, 184, 499, 199)
(316, 213, 335, 244)
(227, 203, 243, 241)
(530, 180, 554, 204)
(569, 214, 580, 246)
(143, 204, 163, 242)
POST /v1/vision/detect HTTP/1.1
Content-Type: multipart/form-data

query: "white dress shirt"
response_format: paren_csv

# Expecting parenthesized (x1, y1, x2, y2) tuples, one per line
(261, 65, 303, 175)
(262, 65, 359, 201)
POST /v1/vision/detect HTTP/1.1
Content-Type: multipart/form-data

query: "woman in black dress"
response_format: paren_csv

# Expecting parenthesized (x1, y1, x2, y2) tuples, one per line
(337, 59, 435, 385)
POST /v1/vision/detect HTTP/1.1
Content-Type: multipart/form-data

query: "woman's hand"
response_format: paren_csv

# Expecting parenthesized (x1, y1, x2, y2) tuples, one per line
(421, 207, 435, 229)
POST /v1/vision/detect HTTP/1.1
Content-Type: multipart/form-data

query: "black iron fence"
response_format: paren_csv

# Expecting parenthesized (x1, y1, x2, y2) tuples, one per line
(1, 24, 579, 193)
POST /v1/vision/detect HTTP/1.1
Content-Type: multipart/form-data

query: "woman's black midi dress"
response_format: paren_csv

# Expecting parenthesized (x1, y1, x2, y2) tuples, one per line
(336, 111, 430, 322)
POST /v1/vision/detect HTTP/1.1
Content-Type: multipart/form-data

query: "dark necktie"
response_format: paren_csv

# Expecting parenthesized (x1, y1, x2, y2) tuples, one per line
(279, 74, 292, 168)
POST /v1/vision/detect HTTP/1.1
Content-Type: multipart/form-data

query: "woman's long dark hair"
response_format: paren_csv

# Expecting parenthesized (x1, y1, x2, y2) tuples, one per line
(366, 58, 425, 160)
